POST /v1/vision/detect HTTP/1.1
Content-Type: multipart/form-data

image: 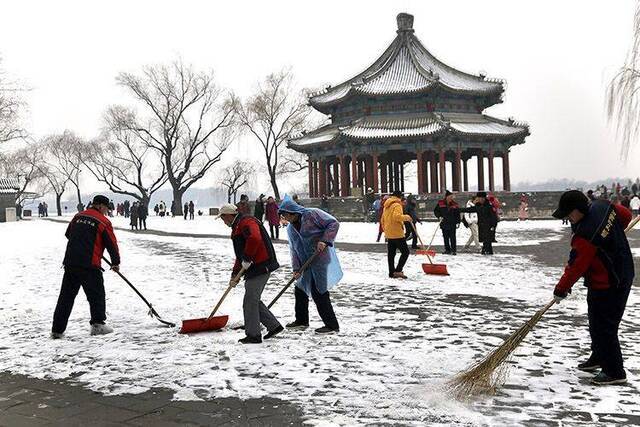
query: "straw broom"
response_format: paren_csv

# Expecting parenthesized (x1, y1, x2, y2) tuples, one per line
(448, 214, 640, 399)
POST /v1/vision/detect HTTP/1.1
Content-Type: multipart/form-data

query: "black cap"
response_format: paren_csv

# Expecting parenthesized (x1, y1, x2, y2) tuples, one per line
(476, 191, 487, 198)
(392, 190, 404, 199)
(445, 190, 452, 197)
(552, 190, 590, 219)
(92, 195, 110, 207)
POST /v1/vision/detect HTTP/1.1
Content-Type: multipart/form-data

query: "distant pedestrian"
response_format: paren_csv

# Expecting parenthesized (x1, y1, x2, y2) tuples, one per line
(463, 196, 480, 251)
(108, 200, 115, 217)
(376, 195, 389, 242)
(463, 192, 498, 255)
(124, 200, 131, 218)
(154, 204, 159, 216)
(403, 195, 420, 250)
(265, 196, 280, 240)
(381, 191, 412, 279)
(189, 201, 195, 220)
(138, 202, 148, 230)
(518, 194, 529, 221)
(183, 202, 189, 220)
(170, 200, 176, 217)
(254, 194, 265, 222)
(51, 195, 120, 339)
(434, 191, 461, 255)
(130, 202, 139, 231)
(237, 194, 250, 215)
(630, 194, 640, 216)
(292, 194, 303, 206)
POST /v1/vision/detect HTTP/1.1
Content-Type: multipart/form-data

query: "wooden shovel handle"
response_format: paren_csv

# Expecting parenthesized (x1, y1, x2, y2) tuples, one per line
(425, 218, 442, 251)
(267, 249, 323, 309)
(625, 215, 640, 233)
(207, 266, 247, 319)
(411, 222, 434, 265)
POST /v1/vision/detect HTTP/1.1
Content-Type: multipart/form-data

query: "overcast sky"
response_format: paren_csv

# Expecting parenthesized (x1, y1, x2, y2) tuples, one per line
(1, 0, 637, 193)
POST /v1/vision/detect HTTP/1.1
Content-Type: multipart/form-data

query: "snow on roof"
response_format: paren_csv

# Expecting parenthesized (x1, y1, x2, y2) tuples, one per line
(0, 177, 20, 194)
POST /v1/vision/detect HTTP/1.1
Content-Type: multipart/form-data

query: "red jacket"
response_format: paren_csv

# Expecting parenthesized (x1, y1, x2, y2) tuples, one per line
(555, 204, 632, 294)
(63, 208, 120, 269)
(231, 214, 279, 279)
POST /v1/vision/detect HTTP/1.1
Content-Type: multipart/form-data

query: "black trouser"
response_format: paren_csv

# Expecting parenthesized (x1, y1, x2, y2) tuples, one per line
(269, 224, 279, 240)
(52, 267, 106, 334)
(294, 281, 339, 330)
(587, 285, 631, 378)
(190, 212, 194, 220)
(139, 218, 146, 230)
(387, 238, 410, 277)
(404, 221, 418, 249)
(482, 240, 493, 255)
(442, 227, 457, 253)
(184, 212, 188, 220)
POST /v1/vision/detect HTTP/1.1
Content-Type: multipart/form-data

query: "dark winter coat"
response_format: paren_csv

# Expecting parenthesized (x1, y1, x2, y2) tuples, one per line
(404, 199, 420, 224)
(464, 202, 498, 242)
(254, 199, 265, 221)
(231, 214, 279, 279)
(138, 204, 148, 219)
(265, 201, 280, 226)
(63, 207, 120, 269)
(433, 199, 461, 230)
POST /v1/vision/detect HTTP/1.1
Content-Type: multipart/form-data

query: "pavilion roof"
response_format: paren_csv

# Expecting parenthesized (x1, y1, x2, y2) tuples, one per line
(309, 13, 504, 112)
(0, 177, 20, 194)
(288, 112, 528, 150)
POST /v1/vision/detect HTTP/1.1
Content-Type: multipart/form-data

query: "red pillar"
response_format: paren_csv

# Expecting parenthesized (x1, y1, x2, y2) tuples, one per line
(430, 151, 438, 193)
(453, 148, 462, 192)
(318, 158, 327, 196)
(371, 152, 379, 193)
(332, 158, 339, 196)
(488, 147, 495, 192)
(502, 150, 511, 192)
(339, 156, 349, 197)
(417, 150, 425, 194)
(380, 158, 387, 193)
(463, 157, 469, 192)
(351, 153, 358, 194)
(439, 147, 446, 193)
(477, 152, 485, 191)
(308, 158, 314, 197)
(364, 156, 373, 190)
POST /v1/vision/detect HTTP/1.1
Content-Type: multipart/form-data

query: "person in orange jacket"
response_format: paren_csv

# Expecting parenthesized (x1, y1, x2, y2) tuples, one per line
(381, 191, 413, 279)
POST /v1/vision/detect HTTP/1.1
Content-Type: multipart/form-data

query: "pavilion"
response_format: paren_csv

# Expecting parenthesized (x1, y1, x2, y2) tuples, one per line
(288, 13, 529, 197)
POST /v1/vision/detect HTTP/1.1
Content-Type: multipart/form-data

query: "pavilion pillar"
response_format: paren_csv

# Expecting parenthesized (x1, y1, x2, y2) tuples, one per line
(439, 147, 446, 193)
(400, 162, 405, 193)
(364, 155, 373, 190)
(318, 158, 327, 196)
(453, 148, 462, 192)
(351, 153, 358, 194)
(417, 150, 425, 194)
(488, 147, 495, 192)
(371, 152, 379, 193)
(477, 151, 485, 191)
(430, 151, 438, 193)
(357, 159, 365, 189)
(339, 156, 349, 197)
(331, 157, 340, 197)
(308, 158, 314, 198)
(502, 150, 511, 192)
(380, 158, 388, 193)
(463, 157, 469, 192)
(393, 160, 400, 192)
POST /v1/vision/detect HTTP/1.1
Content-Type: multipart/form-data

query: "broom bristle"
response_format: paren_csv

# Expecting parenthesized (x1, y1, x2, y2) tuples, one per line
(447, 301, 554, 399)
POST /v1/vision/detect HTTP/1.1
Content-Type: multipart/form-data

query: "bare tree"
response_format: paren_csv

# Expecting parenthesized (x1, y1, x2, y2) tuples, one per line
(82, 106, 168, 209)
(235, 70, 311, 199)
(220, 161, 254, 203)
(44, 130, 84, 207)
(607, 3, 640, 159)
(0, 58, 27, 144)
(115, 60, 236, 215)
(0, 143, 50, 213)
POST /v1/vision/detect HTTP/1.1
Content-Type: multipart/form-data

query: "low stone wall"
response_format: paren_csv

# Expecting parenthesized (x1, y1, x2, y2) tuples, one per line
(296, 191, 565, 222)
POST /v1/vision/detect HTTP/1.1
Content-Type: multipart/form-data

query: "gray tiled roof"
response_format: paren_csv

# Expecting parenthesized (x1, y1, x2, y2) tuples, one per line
(310, 19, 503, 109)
(0, 177, 20, 193)
(288, 112, 528, 148)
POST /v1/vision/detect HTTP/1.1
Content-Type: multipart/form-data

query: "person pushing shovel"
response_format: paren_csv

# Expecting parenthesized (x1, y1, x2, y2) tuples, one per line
(218, 204, 283, 344)
(278, 195, 342, 334)
(51, 195, 120, 339)
(551, 190, 634, 385)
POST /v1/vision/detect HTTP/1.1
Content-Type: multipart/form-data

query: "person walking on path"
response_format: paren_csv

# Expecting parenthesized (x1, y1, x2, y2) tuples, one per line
(630, 194, 640, 217)
(551, 190, 634, 385)
(51, 195, 120, 339)
(464, 192, 499, 255)
(189, 201, 195, 220)
(381, 191, 413, 279)
(218, 204, 283, 344)
(403, 195, 420, 250)
(130, 202, 139, 231)
(254, 194, 265, 222)
(433, 191, 461, 255)
(265, 196, 280, 240)
(518, 194, 529, 221)
(278, 195, 342, 334)
(138, 202, 148, 230)
(183, 202, 189, 220)
(463, 196, 480, 251)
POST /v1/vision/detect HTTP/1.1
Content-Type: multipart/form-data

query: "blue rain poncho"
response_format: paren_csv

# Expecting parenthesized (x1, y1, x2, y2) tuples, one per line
(279, 195, 343, 296)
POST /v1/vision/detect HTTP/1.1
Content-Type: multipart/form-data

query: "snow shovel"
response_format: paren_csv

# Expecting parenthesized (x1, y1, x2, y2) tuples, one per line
(101, 256, 176, 327)
(411, 223, 449, 276)
(415, 219, 441, 258)
(267, 249, 323, 309)
(179, 266, 247, 334)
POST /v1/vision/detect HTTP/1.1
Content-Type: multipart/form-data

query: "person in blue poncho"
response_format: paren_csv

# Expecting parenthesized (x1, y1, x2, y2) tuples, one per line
(278, 195, 342, 334)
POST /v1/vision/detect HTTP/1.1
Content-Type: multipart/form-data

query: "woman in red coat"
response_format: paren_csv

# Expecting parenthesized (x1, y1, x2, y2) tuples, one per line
(265, 196, 281, 240)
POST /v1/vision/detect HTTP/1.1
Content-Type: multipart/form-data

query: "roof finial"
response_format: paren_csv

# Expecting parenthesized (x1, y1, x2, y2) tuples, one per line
(396, 13, 414, 33)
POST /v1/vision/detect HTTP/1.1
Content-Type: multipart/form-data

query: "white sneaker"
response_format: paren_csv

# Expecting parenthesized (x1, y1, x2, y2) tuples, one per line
(50, 332, 64, 339)
(90, 324, 114, 336)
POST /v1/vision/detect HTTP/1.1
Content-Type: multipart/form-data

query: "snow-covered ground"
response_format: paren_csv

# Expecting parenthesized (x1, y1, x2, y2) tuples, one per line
(103, 213, 566, 247)
(0, 218, 638, 425)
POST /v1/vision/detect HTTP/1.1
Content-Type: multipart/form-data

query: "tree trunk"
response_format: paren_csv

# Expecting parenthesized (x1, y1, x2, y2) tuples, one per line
(75, 185, 82, 205)
(56, 193, 63, 216)
(227, 190, 231, 203)
(172, 188, 184, 216)
(270, 173, 280, 200)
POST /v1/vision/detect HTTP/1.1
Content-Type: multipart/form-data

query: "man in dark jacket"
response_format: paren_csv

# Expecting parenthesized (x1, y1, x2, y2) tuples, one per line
(189, 201, 195, 220)
(218, 204, 283, 344)
(474, 192, 499, 255)
(51, 195, 120, 339)
(404, 195, 420, 250)
(433, 191, 461, 255)
(138, 202, 148, 230)
(254, 194, 265, 222)
(552, 190, 634, 385)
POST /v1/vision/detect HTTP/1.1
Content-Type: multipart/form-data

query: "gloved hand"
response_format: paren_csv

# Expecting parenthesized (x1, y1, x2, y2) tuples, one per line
(553, 287, 568, 303)
(241, 260, 252, 270)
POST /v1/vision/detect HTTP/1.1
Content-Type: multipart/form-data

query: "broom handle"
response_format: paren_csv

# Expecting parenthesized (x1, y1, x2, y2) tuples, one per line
(267, 249, 322, 309)
(625, 215, 640, 233)
(411, 222, 434, 265)
(425, 218, 442, 251)
(207, 266, 247, 319)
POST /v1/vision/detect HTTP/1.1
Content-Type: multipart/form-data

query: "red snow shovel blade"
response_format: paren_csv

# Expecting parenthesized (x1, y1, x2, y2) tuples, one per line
(416, 249, 436, 258)
(422, 263, 449, 276)
(179, 315, 229, 334)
